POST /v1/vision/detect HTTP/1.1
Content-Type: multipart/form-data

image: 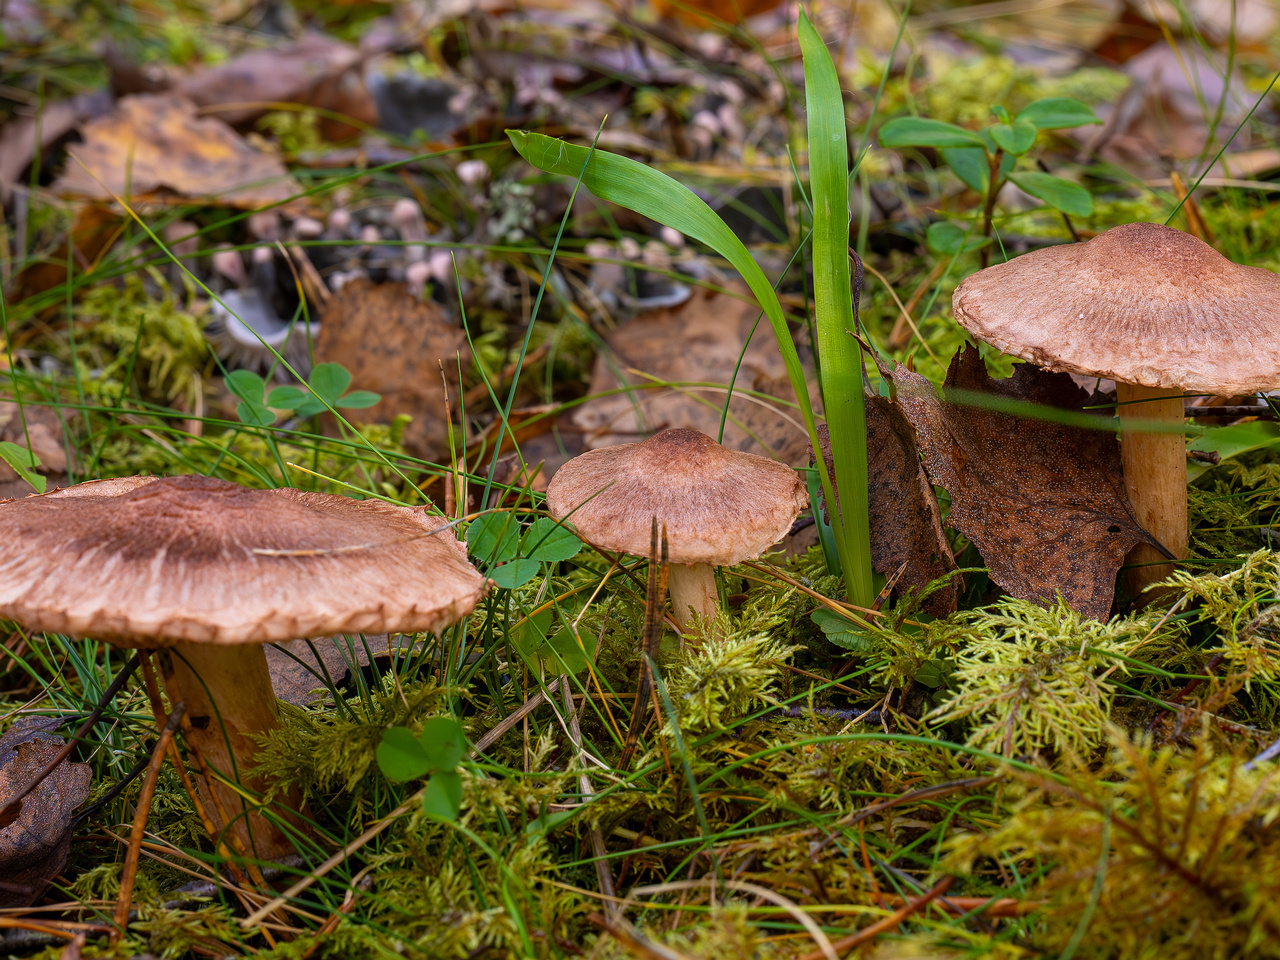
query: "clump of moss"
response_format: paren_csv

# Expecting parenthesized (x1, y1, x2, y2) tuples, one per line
(927, 600, 1185, 759)
(948, 726, 1280, 960)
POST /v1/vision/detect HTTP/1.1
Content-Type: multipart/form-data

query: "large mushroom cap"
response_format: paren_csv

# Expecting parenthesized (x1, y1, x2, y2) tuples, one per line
(953, 222, 1280, 395)
(0, 475, 488, 644)
(545, 428, 808, 565)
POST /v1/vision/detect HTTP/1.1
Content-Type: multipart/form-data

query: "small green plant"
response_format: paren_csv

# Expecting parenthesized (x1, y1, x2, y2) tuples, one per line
(464, 514, 583, 589)
(226, 362, 380, 427)
(376, 717, 468, 821)
(879, 97, 1101, 248)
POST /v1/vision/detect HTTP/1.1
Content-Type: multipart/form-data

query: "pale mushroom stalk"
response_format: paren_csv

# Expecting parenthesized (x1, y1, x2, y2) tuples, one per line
(0, 475, 489, 862)
(1116, 383, 1188, 594)
(667, 562, 718, 633)
(157, 642, 304, 859)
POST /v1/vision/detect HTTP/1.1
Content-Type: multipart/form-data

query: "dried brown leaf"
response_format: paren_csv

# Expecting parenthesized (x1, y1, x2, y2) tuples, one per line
(175, 35, 377, 139)
(265, 635, 417, 706)
(315, 279, 468, 461)
(0, 721, 91, 908)
(813, 402, 959, 617)
(887, 345, 1159, 620)
(53, 95, 301, 208)
(573, 282, 813, 465)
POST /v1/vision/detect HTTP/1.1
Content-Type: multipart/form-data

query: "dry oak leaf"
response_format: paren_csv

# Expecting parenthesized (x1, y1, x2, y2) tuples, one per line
(573, 281, 815, 466)
(53, 94, 301, 208)
(887, 345, 1162, 621)
(266, 634, 416, 706)
(813, 407, 959, 618)
(0, 720, 91, 908)
(315, 279, 468, 461)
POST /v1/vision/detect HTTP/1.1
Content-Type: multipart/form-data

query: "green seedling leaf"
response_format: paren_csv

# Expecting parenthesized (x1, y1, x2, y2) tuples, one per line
(309, 362, 353, 403)
(490, 558, 540, 589)
(810, 608, 874, 653)
(1017, 97, 1101, 130)
(265, 386, 308, 409)
(0, 442, 45, 494)
(544, 628, 597, 675)
(926, 221, 991, 256)
(466, 512, 522, 563)
(376, 726, 432, 781)
(940, 147, 989, 193)
(227, 370, 275, 426)
(915, 658, 956, 689)
(337, 390, 381, 409)
(521, 518, 583, 563)
(991, 104, 1011, 124)
(989, 119, 1037, 156)
(422, 770, 463, 821)
(511, 607, 556, 674)
(225, 369, 266, 406)
(418, 717, 466, 772)
(879, 116, 985, 149)
(1008, 171, 1093, 217)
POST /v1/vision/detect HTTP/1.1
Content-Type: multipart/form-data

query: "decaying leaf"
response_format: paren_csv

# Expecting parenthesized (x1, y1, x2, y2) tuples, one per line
(315, 279, 468, 460)
(174, 35, 378, 140)
(0, 719, 91, 908)
(813, 406, 959, 617)
(265, 635, 418, 706)
(572, 282, 814, 465)
(886, 345, 1161, 621)
(53, 94, 301, 208)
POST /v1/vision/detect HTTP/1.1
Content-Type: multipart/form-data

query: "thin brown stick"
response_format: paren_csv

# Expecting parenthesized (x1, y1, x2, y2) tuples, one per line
(587, 912, 694, 960)
(618, 519, 669, 771)
(792, 876, 954, 960)
(112, 701, 185, 940)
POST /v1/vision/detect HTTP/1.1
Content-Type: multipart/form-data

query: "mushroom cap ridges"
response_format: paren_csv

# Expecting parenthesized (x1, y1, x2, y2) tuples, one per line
(0, 475, 488, 644)
(545, 428, 808, 565)
(953, 222, 1280, 395)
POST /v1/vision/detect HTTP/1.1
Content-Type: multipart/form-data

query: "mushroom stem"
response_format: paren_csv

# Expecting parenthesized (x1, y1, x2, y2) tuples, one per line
(667, 563, 720, 636)
(159, 642, 310, 860)
(1117, 382, 1188, 599)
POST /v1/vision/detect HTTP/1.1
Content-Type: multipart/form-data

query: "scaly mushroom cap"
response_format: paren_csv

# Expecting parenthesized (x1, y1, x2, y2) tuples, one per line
(545, 428, 808, 565)
(953, 221, 1280, 395)
(0, 476, 487, 644)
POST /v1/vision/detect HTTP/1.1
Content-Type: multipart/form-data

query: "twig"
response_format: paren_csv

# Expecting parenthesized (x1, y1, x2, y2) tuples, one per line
(791, 876, 954, 960)
(0, 654, 141, 827)
(471, 677, 562, 756)
(587, 912, 693, 960)
(112, 701, 185, 940)
(618, 519, 669, 771)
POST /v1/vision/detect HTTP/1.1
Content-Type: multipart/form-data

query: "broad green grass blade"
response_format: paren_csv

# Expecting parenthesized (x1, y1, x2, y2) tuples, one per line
(507, 131, 837, 534)
(798, 9, 873, 606)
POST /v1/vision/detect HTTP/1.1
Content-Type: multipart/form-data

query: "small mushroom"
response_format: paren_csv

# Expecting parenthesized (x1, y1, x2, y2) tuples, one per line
(0, 476, 488, 859)
(953, 221, 1280, 595)
(546, 429, 807, 635)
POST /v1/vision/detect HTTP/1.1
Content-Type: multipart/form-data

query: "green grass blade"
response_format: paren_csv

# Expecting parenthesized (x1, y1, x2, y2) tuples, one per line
(798, 9, 873, 606)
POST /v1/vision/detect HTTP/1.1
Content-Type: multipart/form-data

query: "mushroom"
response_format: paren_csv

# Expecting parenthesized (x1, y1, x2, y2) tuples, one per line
(0, 475, 488, 859)
(952, 221, 1280, 595)
(545, 429, 808, 634)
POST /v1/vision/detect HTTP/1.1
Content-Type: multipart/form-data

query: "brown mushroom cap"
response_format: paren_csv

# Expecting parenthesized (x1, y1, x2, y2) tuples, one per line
(953, 222, 1280, 395)
(545, 428, 808, 565)
(0, 475, 488, 644)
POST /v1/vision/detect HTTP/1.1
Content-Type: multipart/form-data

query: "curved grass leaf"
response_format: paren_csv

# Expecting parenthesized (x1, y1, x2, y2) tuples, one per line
(798, 8, 873, 605)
